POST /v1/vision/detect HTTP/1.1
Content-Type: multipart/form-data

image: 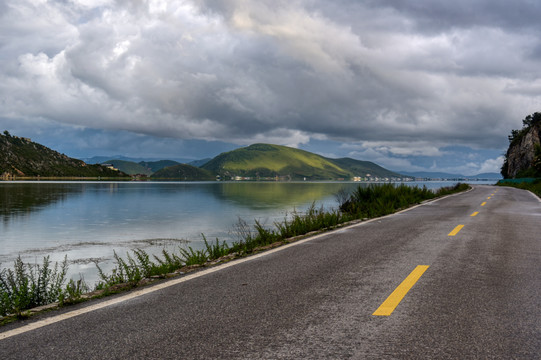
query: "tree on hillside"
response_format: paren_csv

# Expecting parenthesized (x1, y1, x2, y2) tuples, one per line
(507, 112, 541, 145)
(502, 112, 541, 178)
(522, 112, 541, 128)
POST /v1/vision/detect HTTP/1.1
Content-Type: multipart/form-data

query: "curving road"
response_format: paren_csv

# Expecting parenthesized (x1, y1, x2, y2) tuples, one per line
(1, 185, 540, 359)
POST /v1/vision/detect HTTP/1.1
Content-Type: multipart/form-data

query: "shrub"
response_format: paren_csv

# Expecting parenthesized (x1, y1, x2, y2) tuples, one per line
(0, 256, 69, 316)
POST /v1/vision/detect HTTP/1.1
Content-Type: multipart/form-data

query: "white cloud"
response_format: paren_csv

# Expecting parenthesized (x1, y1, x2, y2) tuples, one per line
(477, 156, 505, 174)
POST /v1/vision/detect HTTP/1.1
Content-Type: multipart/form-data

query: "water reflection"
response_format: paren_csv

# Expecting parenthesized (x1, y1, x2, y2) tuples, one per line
(0, 182, 83, 220)
(216, 182, 358, 209)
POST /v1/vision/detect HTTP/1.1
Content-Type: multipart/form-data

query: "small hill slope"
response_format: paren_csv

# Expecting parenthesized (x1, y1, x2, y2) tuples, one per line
(107, 160, 152, 176)
(151, 164, 215, 180)
(107, 160, 181, 175)
(0, 132, 125, 178)
(331, 158, 399, 178)
(139, 160, 180, 173)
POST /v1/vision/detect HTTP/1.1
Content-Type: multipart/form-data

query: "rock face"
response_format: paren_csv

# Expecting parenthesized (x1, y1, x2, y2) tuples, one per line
(503, 121, 541, 178)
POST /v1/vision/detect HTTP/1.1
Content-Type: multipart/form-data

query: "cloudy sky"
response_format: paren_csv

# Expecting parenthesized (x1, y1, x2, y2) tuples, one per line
(2, 0, 540, 175)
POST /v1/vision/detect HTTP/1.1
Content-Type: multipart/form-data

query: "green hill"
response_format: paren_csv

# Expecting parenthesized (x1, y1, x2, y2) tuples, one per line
(151, 164, 215, 180)
(188, 158, 211, 167)
(139, 160, 180, 173)
(107, 160, 152, 176)
(106, 160, 182, 175)
(0, 131, 127, 179)
(201, 143, 401, 180)
(331, 157, 399, 178)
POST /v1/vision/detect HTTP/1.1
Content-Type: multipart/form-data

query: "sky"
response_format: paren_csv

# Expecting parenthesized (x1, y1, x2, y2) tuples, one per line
(1, 0, 541, 175)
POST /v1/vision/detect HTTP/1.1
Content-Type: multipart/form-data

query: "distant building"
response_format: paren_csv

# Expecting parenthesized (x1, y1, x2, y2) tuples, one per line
(101, 164, 119, 171)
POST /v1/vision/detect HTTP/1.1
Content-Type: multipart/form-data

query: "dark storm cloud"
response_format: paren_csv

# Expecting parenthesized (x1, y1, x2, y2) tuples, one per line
(1, 0, 540, 174)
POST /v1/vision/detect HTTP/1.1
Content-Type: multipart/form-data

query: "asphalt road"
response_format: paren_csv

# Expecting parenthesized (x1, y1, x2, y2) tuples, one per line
(1, 185, 540, 359)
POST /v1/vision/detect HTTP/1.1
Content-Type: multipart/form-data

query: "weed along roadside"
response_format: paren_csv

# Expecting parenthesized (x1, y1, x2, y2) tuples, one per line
(0, 183, 471, 326)
(497, 178, 541, 197)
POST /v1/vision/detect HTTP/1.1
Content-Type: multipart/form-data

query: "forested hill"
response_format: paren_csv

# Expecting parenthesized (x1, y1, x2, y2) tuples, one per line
(0, 131, 126, 178)
(150, 164, 215, 180)
(201, 143, 402, 180)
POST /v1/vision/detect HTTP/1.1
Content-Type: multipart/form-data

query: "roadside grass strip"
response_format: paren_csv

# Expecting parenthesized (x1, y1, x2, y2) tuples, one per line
(448, 225, 464, 236)
(373, 265, 429, 316)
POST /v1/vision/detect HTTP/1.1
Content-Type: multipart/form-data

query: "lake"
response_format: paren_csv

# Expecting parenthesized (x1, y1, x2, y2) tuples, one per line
(0, 180, 495, 285)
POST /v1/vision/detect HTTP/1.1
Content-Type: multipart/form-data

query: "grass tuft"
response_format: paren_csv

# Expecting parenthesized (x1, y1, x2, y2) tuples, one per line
(497, 178, 541, 197)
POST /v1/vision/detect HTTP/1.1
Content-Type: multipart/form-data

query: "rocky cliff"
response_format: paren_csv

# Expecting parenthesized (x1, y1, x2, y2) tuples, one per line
(502, 113, 541, 178)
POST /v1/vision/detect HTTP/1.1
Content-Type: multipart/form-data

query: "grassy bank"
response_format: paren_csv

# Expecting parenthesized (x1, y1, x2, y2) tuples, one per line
(497, 178, 541, 197)
(1, 183, 469, 321)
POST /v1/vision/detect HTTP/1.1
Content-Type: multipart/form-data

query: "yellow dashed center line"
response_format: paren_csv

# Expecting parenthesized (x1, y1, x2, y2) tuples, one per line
(487, 197, 491, 199)
(470, 212, 479, 217)
(481, 202, 487, 206)
(448, 224, 464, 236)
(373, 265, 429, 316)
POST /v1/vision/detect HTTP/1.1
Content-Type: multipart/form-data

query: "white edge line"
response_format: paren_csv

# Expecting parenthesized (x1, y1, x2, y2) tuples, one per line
(526, 190, 541, 203)
(0, 186, 471, 341)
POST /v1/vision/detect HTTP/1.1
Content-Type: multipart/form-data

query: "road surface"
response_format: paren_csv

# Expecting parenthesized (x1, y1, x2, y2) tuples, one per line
(1, 185, 540, 359)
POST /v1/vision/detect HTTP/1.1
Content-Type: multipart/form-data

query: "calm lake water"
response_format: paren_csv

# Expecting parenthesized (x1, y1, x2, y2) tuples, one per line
(0, 180, 495, 285)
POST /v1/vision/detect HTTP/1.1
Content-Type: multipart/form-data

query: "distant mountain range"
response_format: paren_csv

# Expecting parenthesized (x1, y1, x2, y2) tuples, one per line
(104, 160, 182, 176)
(398, 171, 502, 179)
(4, 132, 497, 181)
(98, 143, 402, 180)
(82, 155, 194, 165)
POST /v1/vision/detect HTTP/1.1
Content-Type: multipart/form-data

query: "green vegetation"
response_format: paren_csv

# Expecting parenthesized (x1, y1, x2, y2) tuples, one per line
(188, 158, 211, 167)
(0, 256, 87, 318)
(94, 237, 228, 289)
(1, 183, 469, 321)
(497, 179, 541, 197)
(339, 183, 469, 217)
(506, 112, 541, 147)
(150, 163, 215, 180)
(332, 157, 400, 179)
(107, 160, 184, 176)
(106, 160, 153, 176)
(0, 132, 126, 178)
(202, 143, 401, 180)
(139, 160, 180, 173)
